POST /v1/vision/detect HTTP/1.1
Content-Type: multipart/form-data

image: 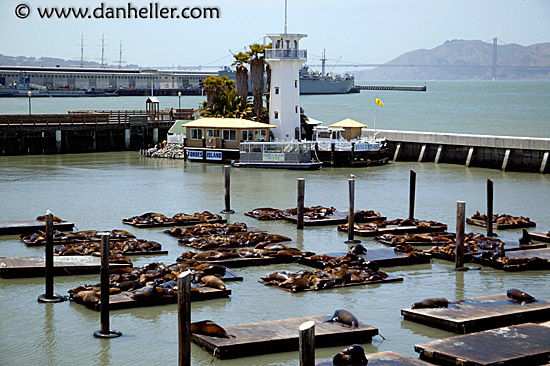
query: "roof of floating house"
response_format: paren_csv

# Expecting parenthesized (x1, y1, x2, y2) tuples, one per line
(329, 118, 367, 128)
(169, 118, 276, 134)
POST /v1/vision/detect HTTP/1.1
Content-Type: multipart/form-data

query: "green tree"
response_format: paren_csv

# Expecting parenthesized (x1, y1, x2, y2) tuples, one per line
(202, 75, 234, 107)
(231, 52, 250, 105)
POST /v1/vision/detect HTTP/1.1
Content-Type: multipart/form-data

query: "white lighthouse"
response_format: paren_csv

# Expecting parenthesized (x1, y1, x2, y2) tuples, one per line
(265, 32, 307, 141)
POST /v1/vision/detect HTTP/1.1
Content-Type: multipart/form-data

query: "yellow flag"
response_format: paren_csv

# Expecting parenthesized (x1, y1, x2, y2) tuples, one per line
(375, 97, 384, 106)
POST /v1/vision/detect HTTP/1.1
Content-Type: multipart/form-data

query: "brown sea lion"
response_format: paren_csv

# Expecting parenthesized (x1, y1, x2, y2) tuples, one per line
(507, 288, 536, 303)
(201, 275, 226, 290)
(519, 229, 532, 246)
(333, 344, 368, 365)
(350, 243, 367, 255)
(411, 298, 449, 309)
(326, 309, 360, 328)
(191, 320, 234, 338)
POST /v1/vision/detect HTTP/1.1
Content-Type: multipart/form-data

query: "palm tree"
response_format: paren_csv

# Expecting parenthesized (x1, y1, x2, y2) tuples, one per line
(231, 52, 250, 105)
(247, 43, 266, 121)
(202, 75, 235, 107)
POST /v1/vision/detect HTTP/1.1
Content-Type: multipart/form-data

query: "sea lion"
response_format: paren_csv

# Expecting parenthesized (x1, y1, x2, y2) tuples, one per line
(326, 309, 360, 328)
(350, 243, 367, 255)
(201, 275, 226, 290)
(507, 288, 536, 303)
(191, 320, 234, 338)
(411, 298, 449, 309)
(333, 344, 368, 365)
(519, 229, 532, 246)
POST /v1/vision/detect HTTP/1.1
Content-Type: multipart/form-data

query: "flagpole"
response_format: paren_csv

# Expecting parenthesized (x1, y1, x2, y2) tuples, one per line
(373, 97, 376, 137)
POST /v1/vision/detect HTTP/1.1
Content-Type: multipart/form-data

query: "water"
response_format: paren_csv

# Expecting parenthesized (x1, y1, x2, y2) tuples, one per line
(1, 81, 550, 365)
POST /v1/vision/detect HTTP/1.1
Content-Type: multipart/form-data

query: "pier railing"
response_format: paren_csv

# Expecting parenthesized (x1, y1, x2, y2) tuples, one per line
(0, 113, 111, 129)
(265, 49, 307, 60)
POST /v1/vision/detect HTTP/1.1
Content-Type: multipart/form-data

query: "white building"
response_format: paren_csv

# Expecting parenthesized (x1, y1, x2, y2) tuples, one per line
(264, 33, 307, 141)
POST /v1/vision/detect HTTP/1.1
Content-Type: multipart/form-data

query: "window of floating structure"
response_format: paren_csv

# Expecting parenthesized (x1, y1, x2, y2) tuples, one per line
(242, 130, 254, 141)
(275, 87, 279, 95)
(206, 129, 220, 138)
(254, 129, 267, 141)
(295, 80, 298, 88)
(274, 111, 279, 119)
(190, 128, 203, 140)
(295, 106, 298, 113)
(223, 129, 236, 141)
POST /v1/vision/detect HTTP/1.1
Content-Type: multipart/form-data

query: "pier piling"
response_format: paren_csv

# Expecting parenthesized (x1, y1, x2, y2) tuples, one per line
(487, 179, 494, 237)
(37, 211, 64, 303)
(455, 201, 466, 269)
(297, 178, 305, 230)
(346, 178, 360, 244)
(94, 233, 122, 338)
(178, 270, 192, 366)
(299, 321, 315, 366)
(221, 166, 235, 214)
(409, 170, 416, 220)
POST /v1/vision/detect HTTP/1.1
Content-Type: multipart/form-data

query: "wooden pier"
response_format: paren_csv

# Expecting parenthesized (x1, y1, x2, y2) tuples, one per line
(0, 256, 131, 278)
(191, 314, 378, 359)
(300, 248, 432, 268)
(0, 220, 74, 236)
(415, 323, 550, 366)
(530, 232, 550, 243)
(402, 293, 550, 334)
(317, 351, 435, 366)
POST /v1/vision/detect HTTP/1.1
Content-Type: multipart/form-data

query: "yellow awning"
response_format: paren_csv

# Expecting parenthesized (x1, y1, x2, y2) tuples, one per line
(329, 118, 367, 128)
(176, 117, 276, 130)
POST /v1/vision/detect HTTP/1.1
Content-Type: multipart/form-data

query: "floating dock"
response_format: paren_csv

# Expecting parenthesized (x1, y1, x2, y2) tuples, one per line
(472, 248, 550, 271)
(0, 220, 74, 235)
(342, 224, 447, 237)
(283, 212, 386, 227)
(415, 323, 550, 366)
(317, 351, 435, 366)
(300, 248, 431, 269)
(402, 293, 550, 334)
(0, 256, 131, 278)
(466, 217, 536, 230)
(191, 314, 378, 359)
(530, 232, 550, 243)
(261, 274, 403, 293)
(197, 255, 299, 268)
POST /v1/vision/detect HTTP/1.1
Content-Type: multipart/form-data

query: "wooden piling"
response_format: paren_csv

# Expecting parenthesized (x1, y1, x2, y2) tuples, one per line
(37, 212, 64, 303)
(487, 179, 494, 237)
(221, 166, 235, 214)
(346, 178, 360, 243)
(297, 178, 305, 230)
(455, 201, 465, 269)
(94, 233, 122, 338)
(409, 170, 416, 220)
(299, 321, 315, 366)
(178, 270, 192, 366)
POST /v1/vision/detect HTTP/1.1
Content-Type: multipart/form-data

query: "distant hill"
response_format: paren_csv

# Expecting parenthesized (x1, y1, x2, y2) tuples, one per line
(354, 39, 550, 80)
(0, 54, 140, 69)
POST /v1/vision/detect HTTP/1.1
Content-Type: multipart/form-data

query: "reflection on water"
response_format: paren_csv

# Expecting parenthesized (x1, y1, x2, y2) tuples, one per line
(1, 152, 550, 365)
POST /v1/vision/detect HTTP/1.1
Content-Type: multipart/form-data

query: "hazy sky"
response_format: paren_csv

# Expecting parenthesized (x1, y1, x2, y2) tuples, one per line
(1, 0, 549, 70)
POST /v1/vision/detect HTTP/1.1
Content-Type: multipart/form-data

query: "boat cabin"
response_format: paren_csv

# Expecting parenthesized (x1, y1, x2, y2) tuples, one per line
(172, 118, 275, 149)
(328, 118, 367, 141)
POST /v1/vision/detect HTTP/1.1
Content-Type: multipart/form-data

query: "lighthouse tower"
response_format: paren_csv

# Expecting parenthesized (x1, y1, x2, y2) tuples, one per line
(265, 32, 307, 141)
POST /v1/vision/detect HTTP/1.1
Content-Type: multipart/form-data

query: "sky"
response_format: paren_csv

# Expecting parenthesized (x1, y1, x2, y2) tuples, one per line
(1, 0, 549, 71)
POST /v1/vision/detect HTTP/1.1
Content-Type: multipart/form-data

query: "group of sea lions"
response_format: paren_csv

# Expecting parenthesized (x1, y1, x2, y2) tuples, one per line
(68, 260, 231, 307)
(375, 232, 454, 245)
(471, 211, 535, 226)
(177, 245, 314, 262)
(179, 231, 292, 250)
(122, 211, 223, 226)
(245, 206, 337, 220)
(339, 218, 447, 233)
(54, 239, 162, 256)
(165, 222, 249, 239)
(21, 229, 136, 246)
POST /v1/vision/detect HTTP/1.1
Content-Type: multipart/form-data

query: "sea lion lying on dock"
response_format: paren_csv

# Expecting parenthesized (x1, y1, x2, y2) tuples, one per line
(333, 344, 368, 365)
(326, 309, 360, 328)
(411, 298, 449, 309)
(191, 320, 234, 338)
(507, 288, 536, 303)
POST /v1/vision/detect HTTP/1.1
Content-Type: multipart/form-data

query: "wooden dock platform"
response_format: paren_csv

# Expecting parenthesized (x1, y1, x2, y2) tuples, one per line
(530, 232, 550, 243)
(342, 224, 447, 237)
(300, 248, 431, 269)
(198, 255, 299, 268)
(466, 217, 536, 230)
(317, 351, 435, 366)
(191, 314, 378, 359)
(0, 220, 74, 235)
(415, 323, 550, 366)
(402, 293, 550, 334)
(283, 212, 386, 227)
(472, 248, 550, 271)
(0, 256, 131, 278)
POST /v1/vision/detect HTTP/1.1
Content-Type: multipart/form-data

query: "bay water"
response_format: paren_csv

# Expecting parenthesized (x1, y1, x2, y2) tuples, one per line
(1, 80, 549, 365)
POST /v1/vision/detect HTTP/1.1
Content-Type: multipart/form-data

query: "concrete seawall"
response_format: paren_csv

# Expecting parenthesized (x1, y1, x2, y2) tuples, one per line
(364, 129, 550, 174)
